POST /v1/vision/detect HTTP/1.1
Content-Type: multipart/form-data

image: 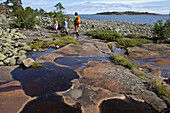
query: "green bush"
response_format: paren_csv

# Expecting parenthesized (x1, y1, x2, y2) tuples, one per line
(86, 29, 123, 41)
(152, 19, 170, 40)
(117, 38, 152, 47)
(10, 6, 39, 29)
(51, 2, 70, 29)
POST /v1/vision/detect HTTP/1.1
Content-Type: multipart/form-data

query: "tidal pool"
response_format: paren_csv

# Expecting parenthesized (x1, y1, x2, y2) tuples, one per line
(54, 56, 109, 70)
(26, 48, 56, 60)
(130, 57, 170, 78)
(21, 94, 82, 113)
(11, 62, 79, 97)
(112, 44, 126, 54)
(100, 97, 158, 113)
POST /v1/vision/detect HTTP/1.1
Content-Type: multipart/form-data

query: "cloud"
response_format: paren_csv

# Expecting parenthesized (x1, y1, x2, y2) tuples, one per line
(64, 0, 170, 14)
(90, 0, 167, 4)
(0, 0, 169, 14)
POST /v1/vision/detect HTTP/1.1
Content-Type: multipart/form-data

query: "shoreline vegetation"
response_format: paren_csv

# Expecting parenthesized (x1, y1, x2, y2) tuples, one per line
(96, 11, 162, 15)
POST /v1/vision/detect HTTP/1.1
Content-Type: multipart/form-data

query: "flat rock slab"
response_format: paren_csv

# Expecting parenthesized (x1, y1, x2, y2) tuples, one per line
(76, 60, 144, 94)
(0, 66, 18, 82)
(0, 81, 32, 113)
(127, 44, 170, 59)
(73, 61, 167, 112)
(36, 42, 108, 63)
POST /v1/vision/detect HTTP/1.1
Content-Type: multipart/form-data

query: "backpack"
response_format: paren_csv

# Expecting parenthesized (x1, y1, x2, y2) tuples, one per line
(76, 16, 81, 24)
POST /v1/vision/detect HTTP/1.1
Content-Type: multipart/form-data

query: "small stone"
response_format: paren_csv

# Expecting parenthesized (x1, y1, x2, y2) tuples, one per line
(22, 58, 35, 67)
(56, 45, 60, 48)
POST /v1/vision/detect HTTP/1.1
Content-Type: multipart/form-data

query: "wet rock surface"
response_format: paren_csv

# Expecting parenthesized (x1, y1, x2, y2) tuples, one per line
(11, 62, 79, 96)
(21, 94, 82, 113)
(0, 81, 32, 113)
(127, 44, 170, 59)
(99, 97, 159, 113)
(153, 59, 170, 66)
(0, 66, 18, 82)
(36, 41, 110, 63)
(0, 33, 169, 113)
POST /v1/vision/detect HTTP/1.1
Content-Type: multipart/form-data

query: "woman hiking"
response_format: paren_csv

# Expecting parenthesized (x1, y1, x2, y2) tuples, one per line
(74, 12, 80, 35)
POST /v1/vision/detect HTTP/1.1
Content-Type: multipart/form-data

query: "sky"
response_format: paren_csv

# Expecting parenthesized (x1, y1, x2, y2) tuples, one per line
(0, 0, 170, 14)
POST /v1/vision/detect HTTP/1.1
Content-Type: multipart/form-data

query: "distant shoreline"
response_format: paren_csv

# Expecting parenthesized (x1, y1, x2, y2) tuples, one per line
(96, 11, 162, 15)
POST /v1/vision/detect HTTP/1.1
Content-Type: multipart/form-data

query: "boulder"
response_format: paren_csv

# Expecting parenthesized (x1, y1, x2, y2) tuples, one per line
(22, 58, 35, 67)
(9, 57, 16, 66)
(23, 46, 31, 51)
(19, 50, 26, 55)
(0, 53, 6, 60)
(0, 61, 4, 66)
(3, 57, 11, 64)
(17, 55, 27, 65)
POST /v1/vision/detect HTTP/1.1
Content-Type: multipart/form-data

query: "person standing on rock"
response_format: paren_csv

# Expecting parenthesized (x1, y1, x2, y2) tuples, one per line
(54, 21, 58, 33)
(74, 12, 80, 35)
(63, 18, 68, 34)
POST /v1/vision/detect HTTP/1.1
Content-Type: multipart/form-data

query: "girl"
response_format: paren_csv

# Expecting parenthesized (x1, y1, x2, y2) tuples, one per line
(54, 21, 58, 32)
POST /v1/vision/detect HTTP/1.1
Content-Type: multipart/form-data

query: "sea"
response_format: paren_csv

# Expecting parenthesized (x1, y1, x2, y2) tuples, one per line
(70, 14, 170, 25)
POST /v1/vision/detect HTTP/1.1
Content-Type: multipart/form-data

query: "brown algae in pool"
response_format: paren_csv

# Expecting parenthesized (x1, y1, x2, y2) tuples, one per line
(11, 62, 79, 97)
(99, 97, 159, 113)
(20, 94, 82, 113)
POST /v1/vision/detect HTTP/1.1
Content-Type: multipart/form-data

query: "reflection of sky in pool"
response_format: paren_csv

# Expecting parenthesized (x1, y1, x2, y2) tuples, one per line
(55, 56, 110, 70)
(112, 44, 126, 54)
(26, 48, 56, 60)
(11, 63, 79, 97)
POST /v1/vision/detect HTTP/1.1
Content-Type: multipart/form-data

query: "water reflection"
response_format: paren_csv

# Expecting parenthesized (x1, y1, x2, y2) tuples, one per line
(21, 94, 82, 113)
(130, 57, 170, 78)
(54, 56, 109, 70)
(112, 44, 126, 54)
(26, 48, 56, 60)
(100, 97, 158, 113)
(11, 63, 79, 97)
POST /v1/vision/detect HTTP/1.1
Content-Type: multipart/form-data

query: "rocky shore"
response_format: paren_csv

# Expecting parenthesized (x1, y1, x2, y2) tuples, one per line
(0, 14, 170, 113)
(31, 15, 154, 38)
(78, 19, 153, 38)
(0, 28, 31, 66)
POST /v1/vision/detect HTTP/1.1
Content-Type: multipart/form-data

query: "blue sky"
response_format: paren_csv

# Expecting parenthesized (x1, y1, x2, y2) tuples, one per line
(0, 0, 170, 14)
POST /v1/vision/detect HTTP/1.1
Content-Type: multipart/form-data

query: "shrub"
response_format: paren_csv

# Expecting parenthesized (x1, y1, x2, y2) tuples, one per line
(10, 6, 39, 29)
(51, 2, 70, 29)
(117, 38, 152, 47)
(86, 29, 123, 41)
(152, 19, 170, 40)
